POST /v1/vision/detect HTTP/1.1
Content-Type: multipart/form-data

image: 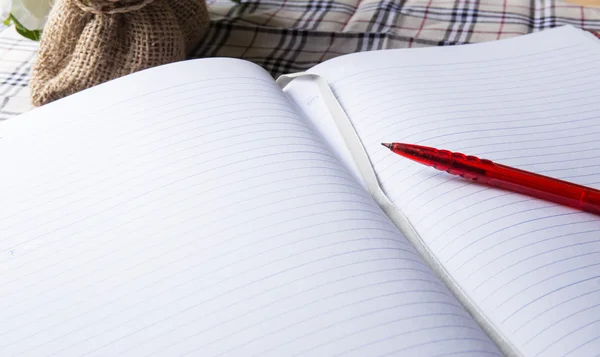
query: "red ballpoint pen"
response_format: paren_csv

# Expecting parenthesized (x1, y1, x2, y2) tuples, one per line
(381, 142, 600, 216)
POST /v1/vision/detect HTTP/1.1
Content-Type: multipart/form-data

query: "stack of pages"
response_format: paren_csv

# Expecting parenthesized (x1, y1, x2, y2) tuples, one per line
(1, 25, 599, 357)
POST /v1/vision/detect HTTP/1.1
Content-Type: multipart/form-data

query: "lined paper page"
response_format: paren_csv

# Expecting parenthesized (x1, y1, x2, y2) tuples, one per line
(0, 59, 501, 357)
(306, 25, 600, 356)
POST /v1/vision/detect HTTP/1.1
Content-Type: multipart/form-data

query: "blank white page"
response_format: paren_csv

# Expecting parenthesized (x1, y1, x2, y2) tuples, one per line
(307, 25, 600, 357)
(0, 59, 501, 356)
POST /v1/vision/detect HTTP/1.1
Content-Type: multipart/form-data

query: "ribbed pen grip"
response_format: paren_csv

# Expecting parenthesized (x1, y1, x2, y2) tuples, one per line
(388, 143, 494, 182)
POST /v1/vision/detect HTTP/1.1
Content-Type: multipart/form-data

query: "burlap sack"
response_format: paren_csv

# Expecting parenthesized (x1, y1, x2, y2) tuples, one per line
(30, 0, 210, 106)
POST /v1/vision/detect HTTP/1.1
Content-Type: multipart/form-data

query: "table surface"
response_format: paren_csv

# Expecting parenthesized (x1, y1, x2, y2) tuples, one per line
(567, 0, 600, 6)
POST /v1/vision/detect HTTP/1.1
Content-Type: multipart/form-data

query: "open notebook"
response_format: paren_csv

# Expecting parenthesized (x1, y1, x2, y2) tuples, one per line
(1, 25, 599, 357)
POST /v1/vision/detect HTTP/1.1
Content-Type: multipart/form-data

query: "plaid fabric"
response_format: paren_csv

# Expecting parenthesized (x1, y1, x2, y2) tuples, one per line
(2, 0, 600, 120)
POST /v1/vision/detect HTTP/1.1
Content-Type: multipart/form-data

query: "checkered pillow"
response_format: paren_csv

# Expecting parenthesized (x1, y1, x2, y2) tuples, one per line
(2, 0, 600, 120)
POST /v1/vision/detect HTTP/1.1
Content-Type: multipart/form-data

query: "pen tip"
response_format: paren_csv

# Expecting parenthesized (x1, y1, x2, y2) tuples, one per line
(381, 143, 392, 149)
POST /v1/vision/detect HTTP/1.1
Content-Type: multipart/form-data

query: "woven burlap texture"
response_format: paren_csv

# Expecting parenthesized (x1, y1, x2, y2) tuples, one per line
(30, 0, 210, 106)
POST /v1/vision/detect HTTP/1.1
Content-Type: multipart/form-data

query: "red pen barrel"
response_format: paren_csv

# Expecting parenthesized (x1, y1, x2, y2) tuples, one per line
(582, 190, 600, 216)
(385, 142, 600, 217)
(488, 163, 600, 216)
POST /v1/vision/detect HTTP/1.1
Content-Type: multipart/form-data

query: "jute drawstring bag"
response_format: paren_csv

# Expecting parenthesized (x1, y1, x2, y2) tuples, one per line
(30, 0, 210, 106)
